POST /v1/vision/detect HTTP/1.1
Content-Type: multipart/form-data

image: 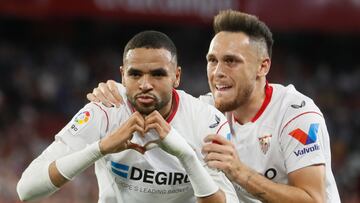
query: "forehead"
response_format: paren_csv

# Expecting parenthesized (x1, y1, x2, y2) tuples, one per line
(208, 31, 251, 56)
(124, 48, 173, 70)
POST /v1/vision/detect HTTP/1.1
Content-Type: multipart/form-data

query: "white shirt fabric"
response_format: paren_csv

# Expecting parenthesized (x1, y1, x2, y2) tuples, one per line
(53, 86, 237, 203)
(200, 83, 340, 203)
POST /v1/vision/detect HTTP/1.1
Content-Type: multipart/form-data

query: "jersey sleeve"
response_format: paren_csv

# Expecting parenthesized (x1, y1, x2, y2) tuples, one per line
(198, 92, 215, 106)
(55, 102, 109, 151)
(280, 111, 327, 173)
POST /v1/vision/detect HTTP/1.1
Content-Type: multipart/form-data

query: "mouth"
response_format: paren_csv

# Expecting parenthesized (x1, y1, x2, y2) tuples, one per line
(136, 95, 155, 104)
(215, 84, 232, 92)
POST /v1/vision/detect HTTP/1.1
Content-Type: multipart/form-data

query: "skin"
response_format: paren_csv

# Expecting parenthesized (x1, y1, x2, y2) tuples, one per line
(51, 48, 225, 203)
(202, 32, 325, 203)
(87, 32, 326, 203)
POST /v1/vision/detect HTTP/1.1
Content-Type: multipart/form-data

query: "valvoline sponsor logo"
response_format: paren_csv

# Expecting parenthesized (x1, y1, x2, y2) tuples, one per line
(111, 161, 190, 185)
(289, 123, 320, 156)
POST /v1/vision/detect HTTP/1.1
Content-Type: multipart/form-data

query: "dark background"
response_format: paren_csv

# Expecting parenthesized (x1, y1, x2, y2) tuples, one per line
(0, 1, 359, 202)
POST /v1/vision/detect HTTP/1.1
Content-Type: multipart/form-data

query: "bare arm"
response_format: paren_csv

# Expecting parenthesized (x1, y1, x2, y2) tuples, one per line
(203, 135, 325, 203)
(233, 163, 325, 203)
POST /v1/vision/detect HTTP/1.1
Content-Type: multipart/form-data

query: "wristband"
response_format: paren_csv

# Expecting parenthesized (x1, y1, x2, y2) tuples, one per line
(56, 141, 103, 180)
(160, 127, 219, 197)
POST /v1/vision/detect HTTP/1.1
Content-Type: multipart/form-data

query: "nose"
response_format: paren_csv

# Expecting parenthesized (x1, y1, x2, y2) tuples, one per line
(214, 62, 226, 78)
(139, 75, 153, 91)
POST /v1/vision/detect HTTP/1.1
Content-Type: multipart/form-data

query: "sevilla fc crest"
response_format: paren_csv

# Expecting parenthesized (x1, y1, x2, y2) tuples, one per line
(258, 134, 272, 154)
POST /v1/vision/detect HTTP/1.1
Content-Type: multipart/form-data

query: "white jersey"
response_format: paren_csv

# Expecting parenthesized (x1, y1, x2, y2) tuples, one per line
(56, 87, 237, 203)
(200, 83, 340, 203)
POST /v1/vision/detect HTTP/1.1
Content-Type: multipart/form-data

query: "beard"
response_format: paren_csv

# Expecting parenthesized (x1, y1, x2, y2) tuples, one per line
(214, 84, 254, 113)
(127, 92, 171, 115)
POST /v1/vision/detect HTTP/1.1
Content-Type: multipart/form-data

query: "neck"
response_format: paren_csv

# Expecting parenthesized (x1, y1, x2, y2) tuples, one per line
(233, 80, 266, 124)
(159, 97, 174, 120)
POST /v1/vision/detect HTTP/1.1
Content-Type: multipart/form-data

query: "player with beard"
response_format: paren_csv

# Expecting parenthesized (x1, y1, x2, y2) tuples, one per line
(17, 31, 238, 203)
(87, 10, 340, 203)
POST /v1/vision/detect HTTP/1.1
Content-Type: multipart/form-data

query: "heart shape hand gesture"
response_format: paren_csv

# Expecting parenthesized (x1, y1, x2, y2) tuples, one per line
(99, 111, 171, 155)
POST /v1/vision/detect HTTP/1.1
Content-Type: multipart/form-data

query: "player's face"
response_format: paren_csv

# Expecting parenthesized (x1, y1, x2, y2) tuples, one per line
(206, 31, 260, 112)
(122, 48, 181, 116)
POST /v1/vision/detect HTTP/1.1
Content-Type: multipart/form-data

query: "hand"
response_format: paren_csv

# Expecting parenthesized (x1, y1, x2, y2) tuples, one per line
(87, 80, 123, 107)
(100, 111, 145, 155)
(202, 134, 243, 182)
(144, 111, 171, 139)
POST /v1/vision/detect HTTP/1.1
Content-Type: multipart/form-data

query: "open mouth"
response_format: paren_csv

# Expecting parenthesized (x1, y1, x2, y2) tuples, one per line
(215, 85, 232, 91)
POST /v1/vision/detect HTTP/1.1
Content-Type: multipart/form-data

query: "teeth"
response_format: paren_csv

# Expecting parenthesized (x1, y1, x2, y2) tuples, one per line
(216, 85, 230, 89)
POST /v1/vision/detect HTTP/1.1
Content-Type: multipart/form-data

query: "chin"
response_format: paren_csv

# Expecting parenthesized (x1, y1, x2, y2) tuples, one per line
(134, 105, 156, 115)
(214, 99, 237, 113)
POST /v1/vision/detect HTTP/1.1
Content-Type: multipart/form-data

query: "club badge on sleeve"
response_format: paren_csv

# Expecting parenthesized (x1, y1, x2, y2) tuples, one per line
(69, 110, 92, 135)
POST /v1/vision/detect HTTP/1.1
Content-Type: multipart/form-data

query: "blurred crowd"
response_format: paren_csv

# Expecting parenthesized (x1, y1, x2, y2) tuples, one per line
(0, 21, 359, 203)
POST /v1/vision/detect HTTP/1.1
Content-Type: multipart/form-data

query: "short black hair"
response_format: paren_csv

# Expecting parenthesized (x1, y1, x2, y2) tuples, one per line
(123, 30, 177, 63)
(213, 9, 274, 58)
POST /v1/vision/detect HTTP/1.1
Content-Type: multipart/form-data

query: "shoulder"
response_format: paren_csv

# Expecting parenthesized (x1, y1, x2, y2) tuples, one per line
(270, 84, 325, 132)
(271, 84, 322, 115)
(176, 90, 223, 117)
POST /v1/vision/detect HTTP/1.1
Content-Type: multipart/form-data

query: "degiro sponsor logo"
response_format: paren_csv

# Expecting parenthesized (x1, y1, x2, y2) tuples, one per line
(111, 161, 190, 185)
(294, 144, 320, 156)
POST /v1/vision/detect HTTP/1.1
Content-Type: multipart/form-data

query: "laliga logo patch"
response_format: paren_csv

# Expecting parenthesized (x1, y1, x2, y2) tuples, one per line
(69, 110, 92, 135)
(75, 111, 91, 124)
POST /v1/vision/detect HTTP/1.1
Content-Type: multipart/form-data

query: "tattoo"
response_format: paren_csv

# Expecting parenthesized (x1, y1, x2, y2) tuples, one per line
(245, 171, 269, 202)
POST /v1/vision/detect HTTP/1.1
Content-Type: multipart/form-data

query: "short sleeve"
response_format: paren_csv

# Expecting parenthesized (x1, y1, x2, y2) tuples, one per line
(280, 112, 327, 173)
(55, 102, 109, 151)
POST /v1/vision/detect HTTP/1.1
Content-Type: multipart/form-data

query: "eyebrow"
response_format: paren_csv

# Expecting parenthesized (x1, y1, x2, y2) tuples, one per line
(127, 67, 168, 76)
(206, 53, 243, 61)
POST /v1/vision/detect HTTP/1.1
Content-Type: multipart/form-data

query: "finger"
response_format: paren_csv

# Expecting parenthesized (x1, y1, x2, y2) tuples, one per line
(206, 160, 227, 171)
(204, 134, 230, 145)
(131, 125, 145, 137)
(202, 142, 233, 155)
(144, 123, 168, 139)
(144, 123, 162, 135)
(204, 151, 231, 162)
(131, 113, 145, 135)
(86, 93, 100, 103)
(145, 111, 166, 126)
(107, 80, 123, 105)
(99, 82, 119, 107)
(93, 88, 113, 107)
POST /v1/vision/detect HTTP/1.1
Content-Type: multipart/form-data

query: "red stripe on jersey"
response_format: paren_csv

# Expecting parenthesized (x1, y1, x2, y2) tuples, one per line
(93, 103, 109, 132)
(251, 82, 273, 122)
(166, 89, 179, 123)
(216, 120, 229, 134)
(280, 111, 323, 135)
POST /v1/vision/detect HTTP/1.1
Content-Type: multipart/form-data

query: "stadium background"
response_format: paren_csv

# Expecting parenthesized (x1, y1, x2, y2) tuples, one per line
(0, 0, 359, 202)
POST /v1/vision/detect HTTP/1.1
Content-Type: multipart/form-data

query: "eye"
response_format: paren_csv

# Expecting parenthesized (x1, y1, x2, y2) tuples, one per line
(225, 57, 235, 64)
(151, 69, 168, 77)
(207, 57, 217, 65)
(127, 71, 142, 78)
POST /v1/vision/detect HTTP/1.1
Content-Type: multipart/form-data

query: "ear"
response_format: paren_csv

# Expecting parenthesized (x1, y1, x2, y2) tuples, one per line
(257, 58, 271, 77)
(173, 66, 181, 88)
(120, 66, 126, 86)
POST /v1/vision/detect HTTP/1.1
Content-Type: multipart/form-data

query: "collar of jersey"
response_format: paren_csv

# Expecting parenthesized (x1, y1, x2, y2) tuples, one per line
(126, 89, 180, 123)
(234, 81, 273, 124)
